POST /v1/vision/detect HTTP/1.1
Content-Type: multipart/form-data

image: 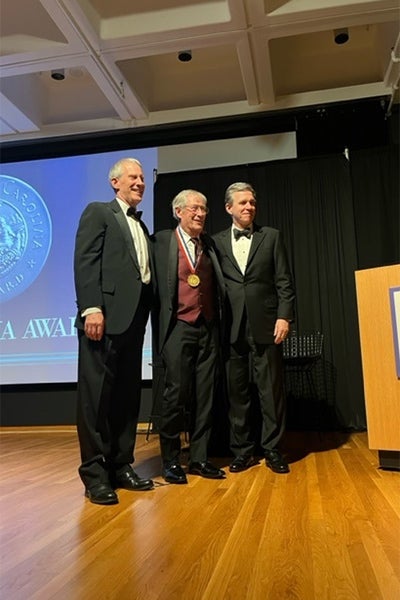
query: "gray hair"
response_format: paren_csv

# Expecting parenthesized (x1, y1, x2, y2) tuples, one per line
(172, 189, 207, 220)
(108, 158, 143, 183)
(225, 182, 256, 206)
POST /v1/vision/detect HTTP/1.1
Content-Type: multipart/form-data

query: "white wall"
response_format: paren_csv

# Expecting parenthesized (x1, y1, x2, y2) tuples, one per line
(158, 132, 297, 173)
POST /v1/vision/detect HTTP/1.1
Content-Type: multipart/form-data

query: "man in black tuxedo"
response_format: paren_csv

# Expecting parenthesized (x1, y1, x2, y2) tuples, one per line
(152, 189, 226, 484)
(213, 182, 295, 474)
(74, 157, 154, 505)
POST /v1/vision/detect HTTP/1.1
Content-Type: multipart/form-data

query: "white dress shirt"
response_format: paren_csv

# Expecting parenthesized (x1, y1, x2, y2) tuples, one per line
(118, 198, 151, 285)
(231, 225, 252, 275)
(179, 227, 200, 264)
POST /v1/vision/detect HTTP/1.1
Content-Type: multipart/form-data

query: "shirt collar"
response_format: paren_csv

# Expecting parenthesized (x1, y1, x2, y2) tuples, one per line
(116, 197, 134, 215)
(231, 224, 253, 233)
(178, 225, 200, 243)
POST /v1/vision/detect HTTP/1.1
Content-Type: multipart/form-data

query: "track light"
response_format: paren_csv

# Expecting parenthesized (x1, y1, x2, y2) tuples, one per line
(51, 69, 65, 81)
(334, 28, 349, 45)
(178, 50, 192, 62)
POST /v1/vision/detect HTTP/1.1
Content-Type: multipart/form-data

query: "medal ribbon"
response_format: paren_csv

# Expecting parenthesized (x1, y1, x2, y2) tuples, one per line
(176, 228, 202, 272)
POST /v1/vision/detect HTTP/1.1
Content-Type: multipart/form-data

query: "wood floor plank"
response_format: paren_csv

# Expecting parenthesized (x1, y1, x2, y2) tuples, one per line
(0, 428, 399, 600)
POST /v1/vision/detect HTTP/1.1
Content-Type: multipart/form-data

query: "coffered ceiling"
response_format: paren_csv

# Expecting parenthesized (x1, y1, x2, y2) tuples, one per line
(0, 0, 399, 143)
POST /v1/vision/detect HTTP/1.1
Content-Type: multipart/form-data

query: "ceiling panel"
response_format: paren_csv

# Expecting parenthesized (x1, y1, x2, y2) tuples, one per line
(0, 0, 398, 142)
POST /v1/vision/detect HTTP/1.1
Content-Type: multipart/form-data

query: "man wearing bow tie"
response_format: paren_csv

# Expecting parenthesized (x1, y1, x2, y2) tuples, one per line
(213, 182, 295, 475)
(74, 158, 154, 505)
(151, 189, 226, 484)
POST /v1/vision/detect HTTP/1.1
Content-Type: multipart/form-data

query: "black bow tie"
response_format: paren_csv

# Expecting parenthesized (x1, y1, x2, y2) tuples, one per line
(233, 227, 252, 240)
(127, 207, 142, 220)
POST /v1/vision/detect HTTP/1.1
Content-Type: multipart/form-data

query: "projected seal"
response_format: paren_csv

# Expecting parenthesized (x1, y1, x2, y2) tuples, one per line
(0, 175, 52, 302)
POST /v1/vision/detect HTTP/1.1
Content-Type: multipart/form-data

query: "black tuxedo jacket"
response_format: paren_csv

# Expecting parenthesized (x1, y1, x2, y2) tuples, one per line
(74, 199, 152, 334)
(213, 223, 295, 344)
(151, 229, 226, 354)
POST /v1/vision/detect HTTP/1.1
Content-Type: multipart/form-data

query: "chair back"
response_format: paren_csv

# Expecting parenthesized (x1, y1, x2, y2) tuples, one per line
(283, 331, 323, 360)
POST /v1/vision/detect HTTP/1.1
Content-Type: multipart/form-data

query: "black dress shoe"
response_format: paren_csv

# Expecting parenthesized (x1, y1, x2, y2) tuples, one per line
(85, 483, 119, 505)
(113, 465, 154, 491)
(265, 450, 290, 474)
(188, 461, 225, 479)
(229, 455, 258, 473)
(162, 462, 188, 484)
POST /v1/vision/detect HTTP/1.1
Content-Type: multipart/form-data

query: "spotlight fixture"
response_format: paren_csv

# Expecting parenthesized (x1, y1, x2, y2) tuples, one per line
(51, 69, 65, 81)
(334, 28, 349, 45)
(178, 50, 192, 62)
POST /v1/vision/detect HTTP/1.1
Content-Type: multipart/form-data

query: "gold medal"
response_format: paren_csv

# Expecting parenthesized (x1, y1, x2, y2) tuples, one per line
(187, 273, 200, 287)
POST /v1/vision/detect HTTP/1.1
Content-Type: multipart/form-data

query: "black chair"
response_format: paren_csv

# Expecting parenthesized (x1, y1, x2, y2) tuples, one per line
(282, 331, 324, 430)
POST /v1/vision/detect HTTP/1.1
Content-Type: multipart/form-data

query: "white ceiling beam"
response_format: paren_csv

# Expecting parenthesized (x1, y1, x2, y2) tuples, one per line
(249, 30, 276, 105)
(273, 81, 392, 110)
(38, 0, 148, 120)
(0, 92, 40, 133)
(236, 36, 260, 105)
(384, 32, 400, 87)
(247, 0, 399, 37)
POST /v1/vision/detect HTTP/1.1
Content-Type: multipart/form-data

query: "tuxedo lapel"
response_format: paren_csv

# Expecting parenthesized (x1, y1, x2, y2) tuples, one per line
(167, 231, 178, 299)
(246, 225, 265, 268)
(201, 234, 225, 295)
(219, 228, 242, 273)
(111, 200, 141, 273)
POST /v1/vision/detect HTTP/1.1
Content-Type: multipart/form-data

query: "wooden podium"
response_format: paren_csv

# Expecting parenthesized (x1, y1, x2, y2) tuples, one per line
(355, 264, 400, 470)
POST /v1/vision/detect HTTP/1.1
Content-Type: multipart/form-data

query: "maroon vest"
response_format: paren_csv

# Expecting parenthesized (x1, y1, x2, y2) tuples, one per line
(177, 247, 215, 324)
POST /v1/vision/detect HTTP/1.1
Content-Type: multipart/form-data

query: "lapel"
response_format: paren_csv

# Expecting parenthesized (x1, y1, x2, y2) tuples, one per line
(168, 231, 179, 298)
(246, 224, 265, 268)
(201, 233, 225, 295)
(110, 199, 140, 273)
(219, 228, 241, 273)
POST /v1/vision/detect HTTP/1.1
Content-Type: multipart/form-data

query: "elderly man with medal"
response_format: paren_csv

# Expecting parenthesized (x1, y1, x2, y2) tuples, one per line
(151, 189, 226, 484)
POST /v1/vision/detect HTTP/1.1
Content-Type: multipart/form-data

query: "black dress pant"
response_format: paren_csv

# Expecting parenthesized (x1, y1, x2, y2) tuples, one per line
(159, 318, 218, 464)
(227, 324, 285, 457)
(76, 294, 149, 489)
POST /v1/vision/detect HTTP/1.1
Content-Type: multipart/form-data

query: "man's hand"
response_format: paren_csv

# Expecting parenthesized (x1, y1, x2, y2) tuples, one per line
(84, 312, 105, 341)
(274, 318, 289, 345)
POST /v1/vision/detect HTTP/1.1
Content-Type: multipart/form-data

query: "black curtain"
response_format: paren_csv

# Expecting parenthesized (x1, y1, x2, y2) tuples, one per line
(153, 145, 399, 431)
(351, 146, 400, 269)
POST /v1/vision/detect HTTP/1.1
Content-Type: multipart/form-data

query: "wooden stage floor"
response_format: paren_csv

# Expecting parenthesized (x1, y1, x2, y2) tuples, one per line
(0, 427, 399, 600)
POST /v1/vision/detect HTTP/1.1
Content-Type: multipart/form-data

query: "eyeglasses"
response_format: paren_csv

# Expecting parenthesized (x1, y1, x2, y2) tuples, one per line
(184, 205, 209, 214)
